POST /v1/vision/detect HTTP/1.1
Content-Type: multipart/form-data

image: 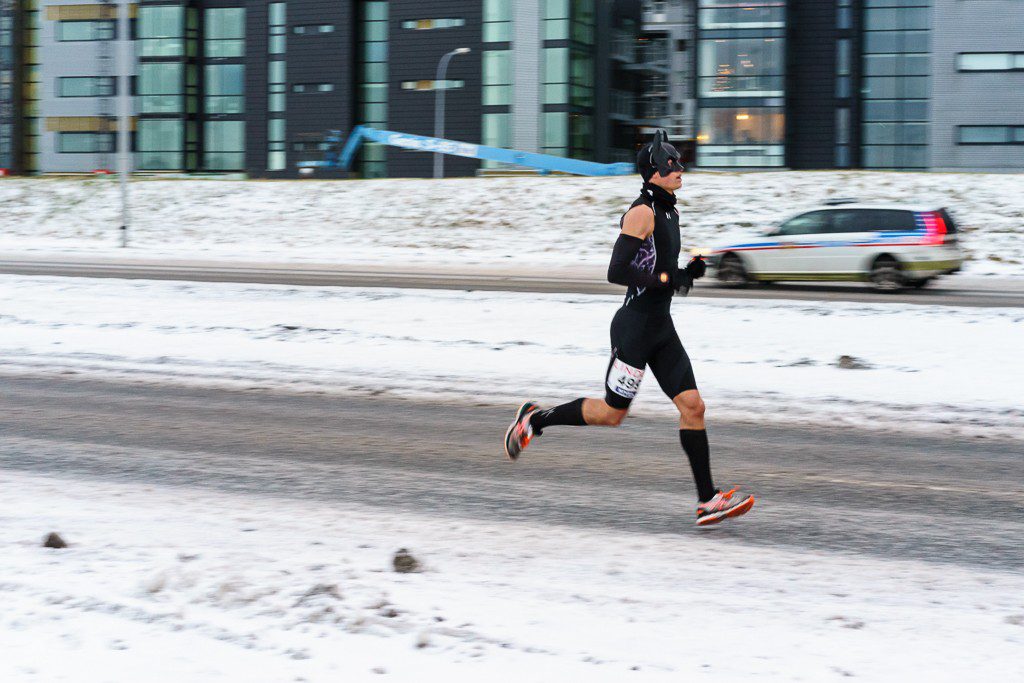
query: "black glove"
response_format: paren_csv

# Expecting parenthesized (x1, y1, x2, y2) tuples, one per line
(684, 256, 707, 280)
(669, 268, 694, 294)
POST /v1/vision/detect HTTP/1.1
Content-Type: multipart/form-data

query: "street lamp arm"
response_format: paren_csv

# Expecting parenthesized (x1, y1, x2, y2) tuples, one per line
(433, 47, 471, 179)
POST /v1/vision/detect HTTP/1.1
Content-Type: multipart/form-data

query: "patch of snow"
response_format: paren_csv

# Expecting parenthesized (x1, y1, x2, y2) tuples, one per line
(0, 172, 1022, 276)
(2, 471, 1022, 682)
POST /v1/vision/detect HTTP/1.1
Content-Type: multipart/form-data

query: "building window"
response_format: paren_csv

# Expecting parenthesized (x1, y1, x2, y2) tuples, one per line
(482, 112, 511, 168)
(58, 132, 114, 153)
(267, 3, 286, 171)
(482, 112, 510, 148)
(205, 8, 244, 58)
(138, 5, 184, 57)
(483, 0, 511, 43)
(570, 48, 594, 107)
(698, 38, 785, 97)
(269, 2, 286, 54)
(543, 0, 569, 39)
(359, 1, 388, 177)
(58, 77, 115, 97)
(56, 20, 114, 42)
(401, 18, 465, 30)
(696, 107, 785, 167)
(698, 0, 785, 30)
(836, 107, 850, 167)
(571, 0, 596, 45)
(139, 62, 183, 114)
(542, 112, 567, 156)
(836, 0, 851, 31)
(864, 7, 929, 32)
(570, 113, 593, 159)
(205, 64, 244, 114)
(401, 80, 464, 91)
(483, 50, 512, 105)
(958, 53, 1024, 72)
(204, 120, 244, 170)
(293, 83, 336, 92)
(542, 47, 568, 104)
(293, 24, 335, 34)
(860, 1, 930, 170)
(138, 119, 183, 170)
(958, 126, 1024, 145)
(267, 118, 285, 171)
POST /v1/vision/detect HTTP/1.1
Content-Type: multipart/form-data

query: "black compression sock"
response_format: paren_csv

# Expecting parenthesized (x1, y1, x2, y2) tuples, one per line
(679, 429, 716, 503)
(529, 398, 587, 435)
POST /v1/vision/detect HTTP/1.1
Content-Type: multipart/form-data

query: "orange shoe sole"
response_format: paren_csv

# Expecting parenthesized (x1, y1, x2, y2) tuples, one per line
(695, 495, 755, 527)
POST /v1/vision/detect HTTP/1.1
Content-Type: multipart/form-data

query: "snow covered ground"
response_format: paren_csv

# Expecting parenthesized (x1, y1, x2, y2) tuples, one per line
(3, 469, 1022, 682)
(2, 275, 1022, 439)
(0, 171, 1022, 276)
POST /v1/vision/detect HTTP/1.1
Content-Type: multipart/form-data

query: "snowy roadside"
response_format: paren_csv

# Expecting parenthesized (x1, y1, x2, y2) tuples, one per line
(2, 275, 1022, 439)
(2, 470, 1022, 682)
(0, 171, 1022, 277)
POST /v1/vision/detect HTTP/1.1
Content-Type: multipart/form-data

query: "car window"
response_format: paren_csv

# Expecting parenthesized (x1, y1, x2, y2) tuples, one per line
(776, 211, 833, 236)
(832, 209, 916, 233)
(830, 210, 866, 233)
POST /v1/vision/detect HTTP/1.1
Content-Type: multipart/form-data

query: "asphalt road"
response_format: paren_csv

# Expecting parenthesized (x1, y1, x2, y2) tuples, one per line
(1, 374, 1020, 573)
(2, 255, 1023, 307)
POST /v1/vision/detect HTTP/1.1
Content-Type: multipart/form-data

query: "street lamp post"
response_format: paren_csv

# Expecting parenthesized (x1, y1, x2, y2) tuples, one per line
(117, 0, 131, 247)
(433, 47, 470, 179)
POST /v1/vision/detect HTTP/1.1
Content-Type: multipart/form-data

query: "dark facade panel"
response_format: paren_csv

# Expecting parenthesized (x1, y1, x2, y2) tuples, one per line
(0, 0, 22, 173)
(246, 0, 354, 178)
(243, 0, 268, 174)
(786, 2, 839, 169)
(386, 0, 482, 178)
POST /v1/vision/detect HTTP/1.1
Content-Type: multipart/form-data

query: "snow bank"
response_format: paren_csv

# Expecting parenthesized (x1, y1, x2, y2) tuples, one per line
(2, 275, 1021, 438)
(0, 171, 1021, 276)
(2, 470, 1021, 682)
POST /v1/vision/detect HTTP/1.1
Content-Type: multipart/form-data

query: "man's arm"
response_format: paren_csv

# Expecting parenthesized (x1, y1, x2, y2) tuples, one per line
(607, 205, 671, 289)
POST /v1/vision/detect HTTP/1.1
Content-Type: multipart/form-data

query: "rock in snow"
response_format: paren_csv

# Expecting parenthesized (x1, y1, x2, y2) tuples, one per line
(392, 548, 420, 574)
(42, 532, 67, 549)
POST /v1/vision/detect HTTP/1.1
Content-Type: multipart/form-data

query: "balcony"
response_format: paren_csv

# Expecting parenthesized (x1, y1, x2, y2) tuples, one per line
(611, 30, 634, 62)
(623, 39, 671, 75)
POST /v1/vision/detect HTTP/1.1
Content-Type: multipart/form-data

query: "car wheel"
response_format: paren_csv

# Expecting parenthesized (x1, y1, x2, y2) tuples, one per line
(869, 256, 904, 292)
(717, 253, 749, 288)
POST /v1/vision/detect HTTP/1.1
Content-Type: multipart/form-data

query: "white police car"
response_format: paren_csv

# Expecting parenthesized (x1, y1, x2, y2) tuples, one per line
(702, 200, 964, 291)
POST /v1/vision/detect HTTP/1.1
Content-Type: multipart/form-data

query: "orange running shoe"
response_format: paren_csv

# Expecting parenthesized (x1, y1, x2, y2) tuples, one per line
(504, 401, 539, 461)
(695, 488, 755, 526)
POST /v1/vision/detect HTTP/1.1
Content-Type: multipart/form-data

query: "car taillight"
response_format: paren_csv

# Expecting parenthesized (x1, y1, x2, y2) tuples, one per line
(920, 211, 947, 246)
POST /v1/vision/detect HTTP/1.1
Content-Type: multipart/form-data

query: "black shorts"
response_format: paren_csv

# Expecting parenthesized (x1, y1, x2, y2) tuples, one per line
(604, 305, 697, 410)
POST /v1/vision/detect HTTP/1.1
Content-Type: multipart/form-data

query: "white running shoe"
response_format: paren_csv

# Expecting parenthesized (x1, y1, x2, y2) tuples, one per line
(695, 488, 755, 526)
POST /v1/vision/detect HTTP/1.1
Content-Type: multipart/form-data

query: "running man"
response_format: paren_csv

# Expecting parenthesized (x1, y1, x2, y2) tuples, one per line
(503, 130, 754, 527)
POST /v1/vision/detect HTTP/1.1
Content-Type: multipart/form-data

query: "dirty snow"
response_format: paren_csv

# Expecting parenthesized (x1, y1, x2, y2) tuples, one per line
(1, 275, 1022, 439)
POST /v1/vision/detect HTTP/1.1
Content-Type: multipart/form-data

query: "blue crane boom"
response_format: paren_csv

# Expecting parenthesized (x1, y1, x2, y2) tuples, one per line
(297, 126, 635, 177)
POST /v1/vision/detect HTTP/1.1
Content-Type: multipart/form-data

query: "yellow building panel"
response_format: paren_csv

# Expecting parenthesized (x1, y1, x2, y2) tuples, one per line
(45, 117, 137, 132)
(45, 4, 138, 21)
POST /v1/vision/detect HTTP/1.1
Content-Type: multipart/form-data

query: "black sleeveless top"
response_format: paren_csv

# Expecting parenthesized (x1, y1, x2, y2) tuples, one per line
(618, 183, 681, 311)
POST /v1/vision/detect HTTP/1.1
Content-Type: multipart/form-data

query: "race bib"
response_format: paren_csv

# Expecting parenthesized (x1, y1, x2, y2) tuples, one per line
(607, 358, 645, 399)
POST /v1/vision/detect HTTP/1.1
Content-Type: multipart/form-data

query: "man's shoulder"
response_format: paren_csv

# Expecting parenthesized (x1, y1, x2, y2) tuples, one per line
(626, 196, 655, 213)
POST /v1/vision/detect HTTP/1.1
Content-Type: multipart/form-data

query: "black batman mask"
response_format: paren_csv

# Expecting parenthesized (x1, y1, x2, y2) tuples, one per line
(636, 129, 682, 182)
